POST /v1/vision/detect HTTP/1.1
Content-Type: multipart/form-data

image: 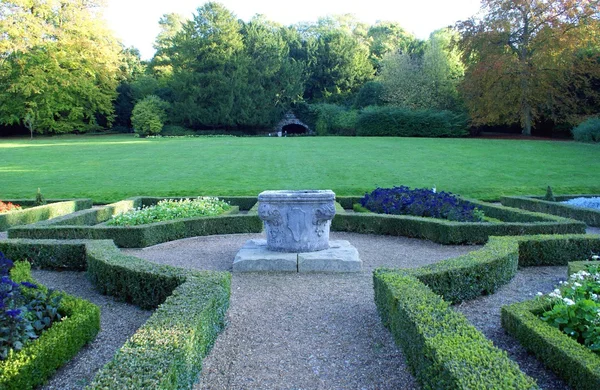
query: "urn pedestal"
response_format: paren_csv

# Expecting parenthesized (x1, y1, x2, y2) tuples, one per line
(233, 190, 361, 273)
(258, 190, 336, 253)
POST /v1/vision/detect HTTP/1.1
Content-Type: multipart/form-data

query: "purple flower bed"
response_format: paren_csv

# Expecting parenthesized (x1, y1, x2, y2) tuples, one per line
(360, 186, 483, 222)
(1, 252, 62, 360)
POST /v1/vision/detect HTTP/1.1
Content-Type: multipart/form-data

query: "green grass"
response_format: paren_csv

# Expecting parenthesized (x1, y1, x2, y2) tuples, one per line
(1, 135, 599, 203)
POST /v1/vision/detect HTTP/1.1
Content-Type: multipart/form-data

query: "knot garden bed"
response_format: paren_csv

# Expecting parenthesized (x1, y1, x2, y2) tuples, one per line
(1, 194, 596, 389)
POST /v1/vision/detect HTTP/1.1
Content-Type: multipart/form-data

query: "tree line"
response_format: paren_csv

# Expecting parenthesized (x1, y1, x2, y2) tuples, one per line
(0, 0, 598, 137)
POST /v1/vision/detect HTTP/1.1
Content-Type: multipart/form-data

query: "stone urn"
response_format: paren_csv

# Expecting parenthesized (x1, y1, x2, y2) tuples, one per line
(257, 190, 336, 252)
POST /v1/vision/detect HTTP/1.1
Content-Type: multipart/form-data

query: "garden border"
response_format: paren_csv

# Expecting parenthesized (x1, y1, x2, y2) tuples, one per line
(0, 238, 230, 389)
(501, 195, 600, 227)
(0, 261, 100, 390)
(334, 197, 586, 244)
(0, 199, 93, 231)
(7, 196, 262, 248)
(374, 233, 600, 389)
(502, 297, 600, 390)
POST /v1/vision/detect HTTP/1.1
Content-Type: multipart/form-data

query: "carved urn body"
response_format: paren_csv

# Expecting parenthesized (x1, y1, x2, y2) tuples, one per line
(257, 190, 336, 252)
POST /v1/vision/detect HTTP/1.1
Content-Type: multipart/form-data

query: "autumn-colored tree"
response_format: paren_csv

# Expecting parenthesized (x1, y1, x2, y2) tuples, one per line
(0, 0, 122, 134)
(457, 0, 600, 135)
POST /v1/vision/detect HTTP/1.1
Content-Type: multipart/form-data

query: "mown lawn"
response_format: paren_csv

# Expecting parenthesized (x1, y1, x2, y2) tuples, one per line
(1, 134, 598, 203)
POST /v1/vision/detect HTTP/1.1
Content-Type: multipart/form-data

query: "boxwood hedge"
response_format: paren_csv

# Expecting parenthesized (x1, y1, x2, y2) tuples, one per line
(374, 270, 538, 389)
(502, 298, 600, 390)
(332, 199, 586, 245)
(0, 238, 231, 389)
(7, 197, 262, 248)
(501, 195, 600, 227)
(374, 234, 600, 389)
(0, 199, 92, 231)
(0, 261, 100, 390)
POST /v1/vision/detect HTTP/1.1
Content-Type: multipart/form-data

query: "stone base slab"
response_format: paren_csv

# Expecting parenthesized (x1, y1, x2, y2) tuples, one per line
(233, 239, 361, 273)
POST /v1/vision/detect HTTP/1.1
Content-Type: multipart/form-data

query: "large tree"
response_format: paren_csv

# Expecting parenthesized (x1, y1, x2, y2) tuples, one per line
(168, 2, 246, 128)
(300, 16, 375, 102)
(457, 0, 600, 135)
(379, 29, 465, 111)
(0, 0, 122, 134)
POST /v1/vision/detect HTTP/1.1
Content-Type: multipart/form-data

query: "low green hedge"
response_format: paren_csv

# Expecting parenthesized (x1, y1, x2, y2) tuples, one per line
(501, 195, 600, 227)
(88, 272, 230, 389)
(375, 234, 600, 389)
(8, 197, 263, 248)
(502, 298, 600, 390)
(0, 261, 100, 390)
(373, 270, 538, 389)
(0, 238, 231, 388)
(332, 200, 585, 245)
(0, 199, 92, 230)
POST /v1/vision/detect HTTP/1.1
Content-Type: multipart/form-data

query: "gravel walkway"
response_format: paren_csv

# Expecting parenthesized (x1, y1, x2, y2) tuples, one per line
(29, 270, 152, 389)
(123, 232, 479, 390)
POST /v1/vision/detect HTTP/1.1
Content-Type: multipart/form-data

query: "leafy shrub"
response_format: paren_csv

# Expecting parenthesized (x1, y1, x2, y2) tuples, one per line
(107, 197, 231, 226)
(0, 253, 62, 360)
(544, 186, 556, 202)
(572, 117, 600, 143)
(0, 202, 21, 214)
(356, 106, 468, 137)
(360, 186, 483, 222)
(539, 269, 600, 353)
(311, 104, 358, 136)
(354, 81, 384, 109)
(34, 188, 46, 206)
(131, 95, 169, 136)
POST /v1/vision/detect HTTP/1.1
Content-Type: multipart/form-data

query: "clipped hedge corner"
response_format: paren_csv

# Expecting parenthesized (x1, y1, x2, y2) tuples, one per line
(501, 195, 600, 227)
(373, 270, 538, 389)
(0, 238, 231, 389)
(502, 298, 600, 390)
(374, 233, 600, 389)
(0, 199, 92, 231)
(0, 261, 100, 390)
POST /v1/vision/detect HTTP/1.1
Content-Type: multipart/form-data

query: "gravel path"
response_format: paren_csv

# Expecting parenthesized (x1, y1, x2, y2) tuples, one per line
(29, 270, 152, 389)
(123, 232, 479, 390)
(455, 266, 569, 389)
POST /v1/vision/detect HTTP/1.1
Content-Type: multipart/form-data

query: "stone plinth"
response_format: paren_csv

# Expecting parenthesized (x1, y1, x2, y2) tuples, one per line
(233, 239, 361, 273)
(258, 190, 335, 253)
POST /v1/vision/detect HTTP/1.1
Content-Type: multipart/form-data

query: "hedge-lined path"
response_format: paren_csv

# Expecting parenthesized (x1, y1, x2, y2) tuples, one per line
(3, 229, 595, 388)
(27, 271, 152, 390)
(123, 232, 565, 390)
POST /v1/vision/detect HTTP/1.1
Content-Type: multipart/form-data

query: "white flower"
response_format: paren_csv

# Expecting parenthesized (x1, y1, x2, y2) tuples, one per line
(563, 298, 576, 306)
(574, 282, 582, 288)
(591, 293, 598, 301)
(536, 292, 544, 296)
(592, 255, 600, 261)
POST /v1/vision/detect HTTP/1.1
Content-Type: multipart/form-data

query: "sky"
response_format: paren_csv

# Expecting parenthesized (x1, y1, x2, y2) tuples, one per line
(104, 0, 482, 60)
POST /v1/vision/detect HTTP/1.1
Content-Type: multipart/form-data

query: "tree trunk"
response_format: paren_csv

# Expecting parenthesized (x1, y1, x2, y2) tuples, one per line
(522, 103, 532, 136)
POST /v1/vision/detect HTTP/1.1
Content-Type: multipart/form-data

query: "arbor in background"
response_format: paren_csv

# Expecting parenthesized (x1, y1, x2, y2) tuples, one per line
(0, 0, 122, 134)
(379, 29, 465, 111)
(457, 0, 600, 135)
